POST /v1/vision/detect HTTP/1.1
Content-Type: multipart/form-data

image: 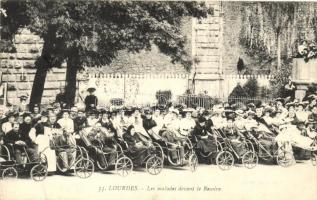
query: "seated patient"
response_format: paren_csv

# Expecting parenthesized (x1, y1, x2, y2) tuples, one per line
(4, 121, 39, 164)
(123, 125, 152, 163)
(53, 128, 77, 171)
(222, 115, 247, 156)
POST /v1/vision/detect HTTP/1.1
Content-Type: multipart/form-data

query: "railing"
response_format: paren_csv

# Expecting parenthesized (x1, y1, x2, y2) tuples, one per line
(177, 94, 215, 109)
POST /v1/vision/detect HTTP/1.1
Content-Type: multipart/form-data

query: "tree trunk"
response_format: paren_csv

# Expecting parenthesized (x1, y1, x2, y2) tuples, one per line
(29, 66, 48, 110)
(277, 32, 281, 70)
(65, 52, 79, 107)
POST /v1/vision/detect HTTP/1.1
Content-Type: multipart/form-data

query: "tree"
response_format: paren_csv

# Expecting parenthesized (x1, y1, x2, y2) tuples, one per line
(260, 3, 295, 70)
(2, 0, 212, 107)
(243, 78, 258, 97)
(228, 83, 248, 98)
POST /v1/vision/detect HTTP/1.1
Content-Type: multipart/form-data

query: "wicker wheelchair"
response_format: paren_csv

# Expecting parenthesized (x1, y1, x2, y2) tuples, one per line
(190, 128, 223, 164)
(243, 130, 295, 168)
(152, 129, 198, 172)
(213, 129, 258, 170)
(50, 133, 94, 179)
(0, 144, 47, 181)
(78, 127, 125, 171)
(115, 134, 164, 177)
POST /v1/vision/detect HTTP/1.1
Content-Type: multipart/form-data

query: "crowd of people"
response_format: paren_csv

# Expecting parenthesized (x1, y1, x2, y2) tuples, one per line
(0, 87, 317, 176)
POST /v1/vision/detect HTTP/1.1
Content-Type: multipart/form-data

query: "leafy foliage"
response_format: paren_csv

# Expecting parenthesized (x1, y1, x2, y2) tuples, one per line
(269, 61, 292, 97)
(239, 2, 297, 71)
(243, 78, 258, 97)
(2, 0, 212, 106)
(228, 78, 259, 101)
(228, 83, 249, 99)
(2, 0, 211, 70)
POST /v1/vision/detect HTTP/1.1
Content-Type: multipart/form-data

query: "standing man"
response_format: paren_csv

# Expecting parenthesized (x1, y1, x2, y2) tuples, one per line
(18, 94, 29, 113)
(84, 87, 98, 112)
(55, 87, 67, 109)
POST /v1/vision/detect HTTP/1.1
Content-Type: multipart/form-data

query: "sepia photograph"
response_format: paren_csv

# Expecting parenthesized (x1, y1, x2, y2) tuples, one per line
(0, 0, 316, 199)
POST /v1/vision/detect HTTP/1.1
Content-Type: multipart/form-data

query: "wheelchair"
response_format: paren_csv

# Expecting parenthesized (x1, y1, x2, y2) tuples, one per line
(0, 143, 48, 181)
(190, 128, 223, 164)
(243, 130, 295, 168)
(115, 136, 164, 177)
(78, 127, 124, 171)
(154, 129, 198, 172)
(50, 134, 94, 179)
(213, 129, 258, 170)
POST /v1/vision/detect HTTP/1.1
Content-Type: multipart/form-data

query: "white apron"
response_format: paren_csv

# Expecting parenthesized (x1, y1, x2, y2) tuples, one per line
(35, 127, 62, 172)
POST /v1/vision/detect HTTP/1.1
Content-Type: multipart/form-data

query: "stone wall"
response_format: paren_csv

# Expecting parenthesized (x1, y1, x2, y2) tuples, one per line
(0, 29, 66, 105)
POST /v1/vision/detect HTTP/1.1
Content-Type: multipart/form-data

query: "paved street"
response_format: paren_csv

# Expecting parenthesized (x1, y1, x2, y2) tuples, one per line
(0, 160, 316, 200)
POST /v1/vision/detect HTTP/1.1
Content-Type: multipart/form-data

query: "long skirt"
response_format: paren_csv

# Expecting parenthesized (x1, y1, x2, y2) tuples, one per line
(36, 135, 57, 172)
(197, 138, 216, 153)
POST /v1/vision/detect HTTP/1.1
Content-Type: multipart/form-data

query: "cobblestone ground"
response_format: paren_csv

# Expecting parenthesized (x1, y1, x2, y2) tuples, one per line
(0, 160, 316, 200)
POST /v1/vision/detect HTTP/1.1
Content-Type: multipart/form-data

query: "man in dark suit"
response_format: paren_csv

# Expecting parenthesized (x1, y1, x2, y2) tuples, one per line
(55, 87, 67, 109)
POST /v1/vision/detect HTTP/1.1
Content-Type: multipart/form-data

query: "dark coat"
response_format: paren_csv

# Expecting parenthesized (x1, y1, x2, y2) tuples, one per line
(142, 118, 157, 131)
(74, 117, 88, 132)
(84, 95, 98, 111)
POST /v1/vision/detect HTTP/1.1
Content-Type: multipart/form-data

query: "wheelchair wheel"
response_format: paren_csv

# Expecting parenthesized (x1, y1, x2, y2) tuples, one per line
(115, 156, 133, 177)
(74, 158, 94, 179)
(146, 156, 163, 175)
(188, 153, 198, 172)
(311, 153, 317, 166)
(96, 153, 109, 170)
(56, 154, 68, 173)
(183, 142, 193, 161)
(2, 167, 18, 180)
(245, 139, 255, 153)
(30, 164, 48, 181)
(80, 147, 89, 160)
(276, 152, 294, 167)
(242, 151, 258, 169)
(152, 142, 164, 160)
(216, 151, 234, 170)
(0, 145, 11, 161)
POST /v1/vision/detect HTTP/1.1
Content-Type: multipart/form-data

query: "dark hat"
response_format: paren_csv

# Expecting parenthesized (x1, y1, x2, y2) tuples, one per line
(22, 112, 32, 118)
(285, 102, 295, 108)
(306, 118, 316, 124)
(100, 110, 110, 115)
(87, 87, 96, 92)
(61, 109, 70, 113)
(33, 104, 40, 108)
(144, 110, 152, 115)
(41, 111, 49, 117)
(255, 101, 264, 108)
(202, 110, 210, 116)
(275, 98, 284, 104)
(7, 111, 17, 118)
(247, 103, 256, 108)
(87, 109, 96, 115)
(226, 113, 236, 120)
(19, 95, 28, 100)
(198, 116, 206, 123)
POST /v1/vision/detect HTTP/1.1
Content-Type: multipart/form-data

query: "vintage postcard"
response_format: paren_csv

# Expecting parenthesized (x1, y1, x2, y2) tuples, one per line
(0, 0, 316, 200)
